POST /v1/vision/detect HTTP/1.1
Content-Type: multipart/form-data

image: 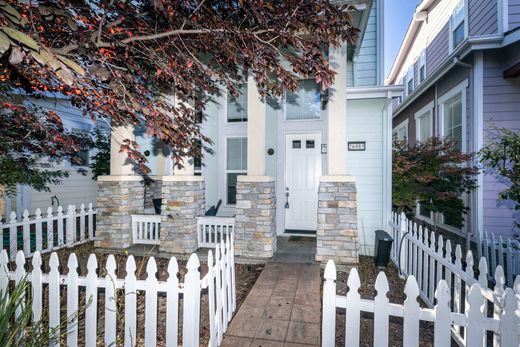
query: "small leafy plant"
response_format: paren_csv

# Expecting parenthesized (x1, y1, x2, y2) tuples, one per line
(479, 127, 520, 231)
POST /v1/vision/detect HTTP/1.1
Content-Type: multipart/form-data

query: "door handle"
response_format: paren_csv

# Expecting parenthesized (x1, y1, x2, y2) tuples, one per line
(285, 187, 289, 209)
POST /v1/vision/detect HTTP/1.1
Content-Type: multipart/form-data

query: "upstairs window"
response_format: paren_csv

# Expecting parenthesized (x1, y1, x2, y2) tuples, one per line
(419, 50, 426, 83)
(227, 84, 248, 122)
(286, 79, 321, 120)
(451, 1, 466, 50)
(406, 66, 414, 95)
(71, 128, 90, 166)
(442, 93, 464, 152)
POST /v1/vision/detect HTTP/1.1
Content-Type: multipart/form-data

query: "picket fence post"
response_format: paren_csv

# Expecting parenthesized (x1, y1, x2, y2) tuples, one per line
(22, 210, 30, 255)
(345, 268, 361, 347)
(86, 254, 98, 347)
(124, 256, 137, 347)
(403, 276, 420, 346)
(47, 206, 54, 250)
(183, 253, 201, 347)
(67, 253, 79, 346)
(49, 252, 60, 346)
(145, 257, 158, 347)
(207, 250, 217, 347)
(433, 280, 451, 347)
(322, 260, 336, 347)
(32, 251, 42, 323)
(105, 255, 117, 346)
(166, 256, 179, 347)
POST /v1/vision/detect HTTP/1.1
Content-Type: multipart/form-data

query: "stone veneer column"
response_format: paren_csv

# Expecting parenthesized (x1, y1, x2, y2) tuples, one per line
(234, 176, 276, 259)
(159, 176, 205, 254)
(95, 176, 145, 249)
(315, 176, 359, 265)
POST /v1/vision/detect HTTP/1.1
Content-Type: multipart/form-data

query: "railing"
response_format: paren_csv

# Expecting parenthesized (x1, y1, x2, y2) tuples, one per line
(197, 216, 234, 248)
(388, 211, 520, 345)
(131, 214, 161, 245)
(0, 203, 96, 260)
(0, 236, 236, 347)
(478, 230, 520, 286)
(322, 259, 520, 347)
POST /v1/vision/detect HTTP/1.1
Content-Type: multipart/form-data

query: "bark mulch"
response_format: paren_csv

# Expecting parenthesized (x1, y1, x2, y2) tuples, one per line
(20, 242, 263, 346)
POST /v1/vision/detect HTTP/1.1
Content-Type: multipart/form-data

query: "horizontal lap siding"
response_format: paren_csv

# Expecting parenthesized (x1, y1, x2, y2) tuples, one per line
(509, 1, 520, 31)
(469, 0, 498, 36)
(425, 23, 449, 78)
(482, 50, 520, 235)
(354, 1, 377, 87)
(347, 100, 385, 255)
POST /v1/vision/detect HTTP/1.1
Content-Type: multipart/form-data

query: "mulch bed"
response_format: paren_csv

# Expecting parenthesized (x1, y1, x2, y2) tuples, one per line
(328, 256, 437, 347)
(18, 242, 263, 346)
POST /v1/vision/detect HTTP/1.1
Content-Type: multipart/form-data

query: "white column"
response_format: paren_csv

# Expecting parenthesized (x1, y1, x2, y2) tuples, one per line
(327, 42, 348, 176)
(110, 125, 135, 175)
(246, 74, 267, 176)
(174, 155, 194, 176)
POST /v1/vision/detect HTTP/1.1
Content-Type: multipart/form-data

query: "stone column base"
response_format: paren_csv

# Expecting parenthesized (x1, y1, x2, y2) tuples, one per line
(315, 176, 359, 265)
(159, 176, 205, 254)
(95, 176, 145, 249)
(235, 176, 276, 259)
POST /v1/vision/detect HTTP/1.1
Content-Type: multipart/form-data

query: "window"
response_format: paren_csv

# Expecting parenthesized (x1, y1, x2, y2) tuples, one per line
(415, 103, 433, 142)
(450, 1, 466, 49)
(286, 79, 321, 120)
(406, 66, 414, 95)
(226, 137, 247, 204)
(418, 203, 433, 219)
(71, 128, 90, 166)
(194, 139, 202, 176)
(227, 84, 247, 122)
(392, 119, 409, 142)
(442, 93, 463, 151)
(419, 50, 426, 83)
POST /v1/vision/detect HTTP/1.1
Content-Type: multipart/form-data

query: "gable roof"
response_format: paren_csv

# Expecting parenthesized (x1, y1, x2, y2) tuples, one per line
(386, 0, 437, 84)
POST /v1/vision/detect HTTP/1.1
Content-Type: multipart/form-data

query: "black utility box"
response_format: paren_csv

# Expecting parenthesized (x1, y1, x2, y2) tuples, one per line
(374, 229, 393, 268)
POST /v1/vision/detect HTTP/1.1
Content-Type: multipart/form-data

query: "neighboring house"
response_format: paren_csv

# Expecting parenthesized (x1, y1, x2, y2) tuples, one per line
(387, 0, 520, 240)
(100, 0, 403, 259)
(2, 95, 109, 217)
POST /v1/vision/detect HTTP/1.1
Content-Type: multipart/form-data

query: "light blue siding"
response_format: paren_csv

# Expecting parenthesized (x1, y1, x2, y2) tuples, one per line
(346, 99, 387, 255)
(350, 1, 378, 87)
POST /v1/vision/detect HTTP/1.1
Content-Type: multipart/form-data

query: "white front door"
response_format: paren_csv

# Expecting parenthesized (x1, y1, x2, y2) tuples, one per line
(285, 133, 322, 231)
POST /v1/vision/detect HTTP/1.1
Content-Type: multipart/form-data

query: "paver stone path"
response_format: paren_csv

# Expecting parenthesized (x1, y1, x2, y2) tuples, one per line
(222, 262, 321, 347)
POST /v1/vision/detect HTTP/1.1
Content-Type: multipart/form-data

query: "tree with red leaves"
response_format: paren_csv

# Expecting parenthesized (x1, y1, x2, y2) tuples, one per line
(0, 0, 357, 192)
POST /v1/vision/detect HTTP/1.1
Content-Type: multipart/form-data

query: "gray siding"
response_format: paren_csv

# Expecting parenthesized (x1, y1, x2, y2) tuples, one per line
(509, 0, 520, 31)
(353, 1, 378, 87)
(482, 50, 520, 235)
(425, 22, 449, 78)
(469, 0, 498, 36)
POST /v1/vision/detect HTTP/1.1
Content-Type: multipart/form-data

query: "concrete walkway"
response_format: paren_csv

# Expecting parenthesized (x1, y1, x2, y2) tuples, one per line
(223, 262, 321, 347)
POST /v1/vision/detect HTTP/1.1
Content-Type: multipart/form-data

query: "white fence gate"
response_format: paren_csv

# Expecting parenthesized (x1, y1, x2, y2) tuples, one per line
(131, 214, 161, 244)
(0, 237, 236, 347)
(388, 212, 520, 345)
(0, 203, 96, 260)
(322, 260, 520, 347)
(197, 216, 234, 248)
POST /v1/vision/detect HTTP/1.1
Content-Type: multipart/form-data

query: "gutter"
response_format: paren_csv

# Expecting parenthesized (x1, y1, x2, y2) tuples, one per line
(392, 35, 503, 117)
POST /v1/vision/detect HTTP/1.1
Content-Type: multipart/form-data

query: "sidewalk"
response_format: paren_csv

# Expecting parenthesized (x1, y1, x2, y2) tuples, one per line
(222, 262, 321, 347)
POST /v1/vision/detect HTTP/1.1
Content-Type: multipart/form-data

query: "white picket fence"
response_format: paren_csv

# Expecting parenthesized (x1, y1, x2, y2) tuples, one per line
(388, 211, 520, 345)
(322, 259, 520, 347)
(0, 203, 96, 261)
(478, 229, 520, 286)
(197, 216, 235, 248)
(0, 236, 236, 347)
(131, 214, 161, 244)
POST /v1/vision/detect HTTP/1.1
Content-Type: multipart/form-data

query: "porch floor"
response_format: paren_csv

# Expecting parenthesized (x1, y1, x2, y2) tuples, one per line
(222, 262, 321, 347)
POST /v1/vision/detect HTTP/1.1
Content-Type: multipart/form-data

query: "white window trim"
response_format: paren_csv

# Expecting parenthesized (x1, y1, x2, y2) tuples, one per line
(284, 80, 322, 122)
(224, 136, 247, 206)
(414, 101, 434, 141)
(438, 79, 468, 153)
(418, 50, 426, 83)
(226, 86, 248, 124)
(449, 0, 468, 52)
(392, 118, 409, 141)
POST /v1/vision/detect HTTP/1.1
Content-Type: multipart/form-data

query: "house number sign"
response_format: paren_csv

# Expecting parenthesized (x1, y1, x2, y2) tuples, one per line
(348, 141, 366, 151)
